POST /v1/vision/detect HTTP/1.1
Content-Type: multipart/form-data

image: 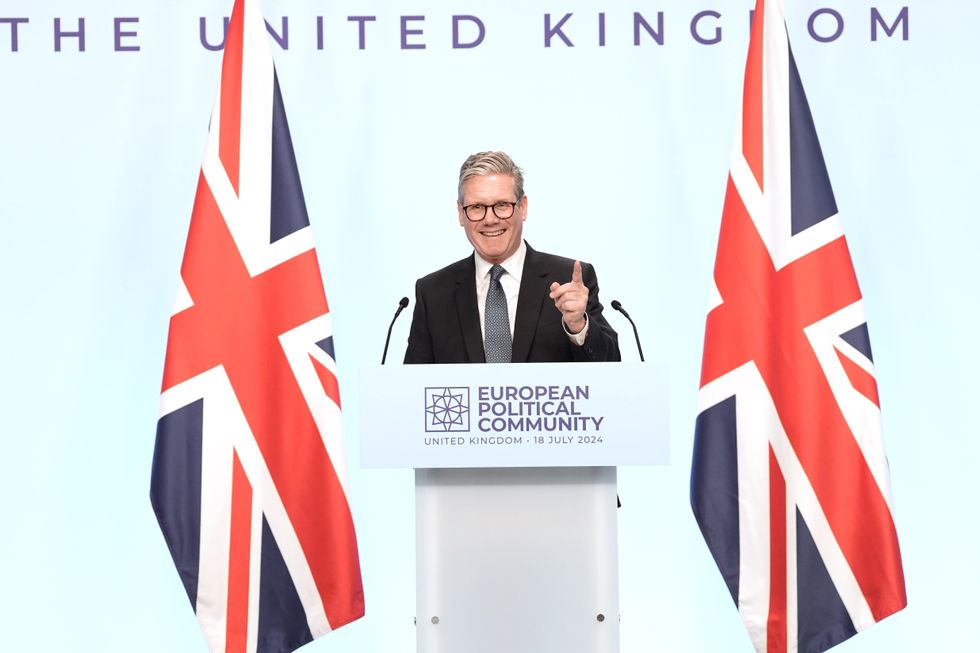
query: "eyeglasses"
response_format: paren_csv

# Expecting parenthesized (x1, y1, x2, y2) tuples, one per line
(461, 200, 519, 222)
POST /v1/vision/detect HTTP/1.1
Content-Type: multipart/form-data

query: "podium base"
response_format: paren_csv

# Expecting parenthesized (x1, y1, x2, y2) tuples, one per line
(415, 466, 620, 653)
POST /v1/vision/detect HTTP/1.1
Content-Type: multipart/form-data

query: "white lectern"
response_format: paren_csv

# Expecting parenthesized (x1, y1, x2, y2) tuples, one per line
(360, 362, 667, 653)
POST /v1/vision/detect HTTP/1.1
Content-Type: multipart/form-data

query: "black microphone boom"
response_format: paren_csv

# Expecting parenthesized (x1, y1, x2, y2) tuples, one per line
(611, 299, 645, 362)
(382, 296, 410, 364)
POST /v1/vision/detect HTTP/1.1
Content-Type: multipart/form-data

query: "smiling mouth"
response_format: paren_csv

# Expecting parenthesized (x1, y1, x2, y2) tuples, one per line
(481, 229, 506, 237)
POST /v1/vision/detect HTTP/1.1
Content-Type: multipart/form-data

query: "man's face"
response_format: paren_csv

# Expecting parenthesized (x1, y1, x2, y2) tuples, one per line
(457, 174, 527, 264)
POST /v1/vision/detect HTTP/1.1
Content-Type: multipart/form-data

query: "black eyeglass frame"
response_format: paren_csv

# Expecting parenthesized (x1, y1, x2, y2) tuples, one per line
(461, 200, 521, 222)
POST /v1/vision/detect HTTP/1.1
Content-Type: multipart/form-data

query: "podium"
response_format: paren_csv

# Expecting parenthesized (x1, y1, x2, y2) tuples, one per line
(360, 362, 667, 653)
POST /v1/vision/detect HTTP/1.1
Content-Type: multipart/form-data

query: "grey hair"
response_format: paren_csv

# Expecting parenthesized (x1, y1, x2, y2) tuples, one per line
(457, 151, 525, 202)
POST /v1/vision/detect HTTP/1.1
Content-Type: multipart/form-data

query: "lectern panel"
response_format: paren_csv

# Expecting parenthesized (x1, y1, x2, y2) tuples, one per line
(415, 467, 619, 653)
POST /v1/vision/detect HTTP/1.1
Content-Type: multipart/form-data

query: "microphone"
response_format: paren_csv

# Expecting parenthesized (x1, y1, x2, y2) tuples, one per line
(382, 297, 410, 364)
(611, 300, 645, 362)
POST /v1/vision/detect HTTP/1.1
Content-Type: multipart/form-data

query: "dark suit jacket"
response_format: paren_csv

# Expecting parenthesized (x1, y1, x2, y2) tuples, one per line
(404, 243, 620, 364)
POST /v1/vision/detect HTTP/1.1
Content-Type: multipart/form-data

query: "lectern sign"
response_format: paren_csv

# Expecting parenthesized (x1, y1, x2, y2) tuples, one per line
(360, 362, 667, 468)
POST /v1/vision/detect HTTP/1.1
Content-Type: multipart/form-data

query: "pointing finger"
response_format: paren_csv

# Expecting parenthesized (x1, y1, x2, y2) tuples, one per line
(572, 260, 583, 286)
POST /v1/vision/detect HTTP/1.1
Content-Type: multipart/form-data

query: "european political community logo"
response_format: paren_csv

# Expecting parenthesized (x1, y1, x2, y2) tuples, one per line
(425, 387, 470, 432)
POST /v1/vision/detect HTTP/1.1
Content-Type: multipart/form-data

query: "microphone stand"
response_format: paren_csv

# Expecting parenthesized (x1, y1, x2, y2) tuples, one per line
(382, 297, 410, 364)
(611, 300, 645, 362)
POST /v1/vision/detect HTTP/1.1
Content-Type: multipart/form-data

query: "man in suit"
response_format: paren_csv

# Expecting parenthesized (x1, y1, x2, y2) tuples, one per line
(404, 154, 622, 647)
(404, 151, 620, 364)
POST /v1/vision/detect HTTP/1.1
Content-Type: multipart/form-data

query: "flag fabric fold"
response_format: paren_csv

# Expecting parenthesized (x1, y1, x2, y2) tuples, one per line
(150, 1, 364, 651)
(691, 1, 906, 652)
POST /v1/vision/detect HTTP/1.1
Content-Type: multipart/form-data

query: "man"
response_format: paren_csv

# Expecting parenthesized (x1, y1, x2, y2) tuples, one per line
(403, 152, 622, 651)
(404, 151, 620, 364)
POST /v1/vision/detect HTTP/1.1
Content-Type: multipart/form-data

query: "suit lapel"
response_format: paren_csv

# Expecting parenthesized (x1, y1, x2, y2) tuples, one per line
(512, 244, 551, 363)
(454, 255, 485, 363)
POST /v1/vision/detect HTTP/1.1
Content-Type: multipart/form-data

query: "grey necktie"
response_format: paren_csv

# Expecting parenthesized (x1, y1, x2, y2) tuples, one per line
(484, 264, 512, 363)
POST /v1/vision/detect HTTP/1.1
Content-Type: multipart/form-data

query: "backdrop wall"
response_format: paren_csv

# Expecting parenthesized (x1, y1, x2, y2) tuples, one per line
(1, 1, 976, 651)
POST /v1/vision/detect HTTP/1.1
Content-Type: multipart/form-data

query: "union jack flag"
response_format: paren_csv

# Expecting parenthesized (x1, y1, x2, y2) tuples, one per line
(690, 1, 906, 651)
(149, 1, 364, 652)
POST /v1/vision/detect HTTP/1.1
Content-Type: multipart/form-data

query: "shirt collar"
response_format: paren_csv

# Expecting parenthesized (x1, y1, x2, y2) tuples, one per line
(474, 240, 526, 283)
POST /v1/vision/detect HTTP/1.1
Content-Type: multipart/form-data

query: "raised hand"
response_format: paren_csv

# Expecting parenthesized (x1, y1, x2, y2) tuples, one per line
(548, 260, 589, 334)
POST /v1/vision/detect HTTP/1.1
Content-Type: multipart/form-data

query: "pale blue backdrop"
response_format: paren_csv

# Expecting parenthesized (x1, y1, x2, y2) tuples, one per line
(1, 1, 976, 651)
